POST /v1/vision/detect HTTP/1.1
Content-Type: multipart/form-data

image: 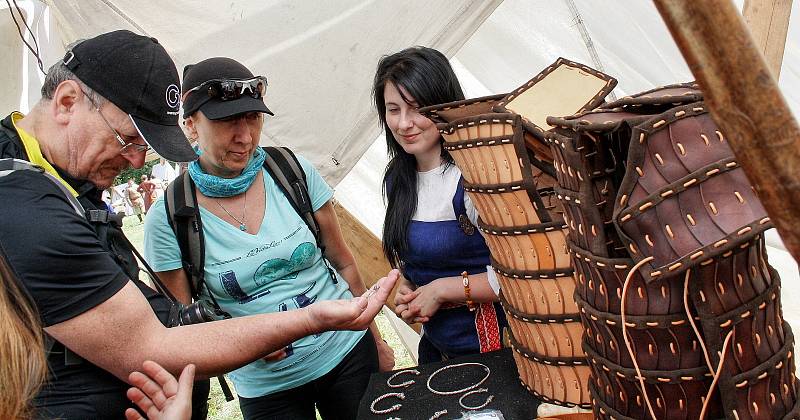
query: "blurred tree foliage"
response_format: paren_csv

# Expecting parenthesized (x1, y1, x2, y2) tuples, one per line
(114, 160, 157, 186)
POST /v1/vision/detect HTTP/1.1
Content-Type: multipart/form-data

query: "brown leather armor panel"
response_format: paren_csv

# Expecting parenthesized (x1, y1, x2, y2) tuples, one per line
(548, 86, 799, 419)
(615, 103, 772, 281)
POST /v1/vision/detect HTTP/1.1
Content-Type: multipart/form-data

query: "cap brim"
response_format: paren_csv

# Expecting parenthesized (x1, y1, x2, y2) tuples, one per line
(130, 116, 198, 162)
(200, 96, 274, 120)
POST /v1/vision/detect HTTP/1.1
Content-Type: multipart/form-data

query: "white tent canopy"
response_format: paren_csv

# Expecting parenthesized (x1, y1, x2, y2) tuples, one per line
(4, 0, 800, 347)
(4, 0, 500, 183)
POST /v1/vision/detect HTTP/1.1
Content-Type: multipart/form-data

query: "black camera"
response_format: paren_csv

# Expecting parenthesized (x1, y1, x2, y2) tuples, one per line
(168, 300, 231, 327)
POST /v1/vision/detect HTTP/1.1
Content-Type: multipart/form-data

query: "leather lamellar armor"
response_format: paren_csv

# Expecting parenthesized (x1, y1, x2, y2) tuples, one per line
(418, 58, 618, 409)
(547, 84, 800, 419)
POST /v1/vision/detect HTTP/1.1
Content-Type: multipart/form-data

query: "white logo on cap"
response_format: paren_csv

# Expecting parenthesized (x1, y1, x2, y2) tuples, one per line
(165, 84, 180, 109)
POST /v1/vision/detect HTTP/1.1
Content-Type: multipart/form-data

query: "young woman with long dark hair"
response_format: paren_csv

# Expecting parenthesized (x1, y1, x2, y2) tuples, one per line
(373, 47, 507, 363)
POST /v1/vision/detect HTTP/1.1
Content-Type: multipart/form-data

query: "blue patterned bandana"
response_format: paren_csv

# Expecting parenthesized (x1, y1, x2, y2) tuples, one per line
(188, 147, 266, 197)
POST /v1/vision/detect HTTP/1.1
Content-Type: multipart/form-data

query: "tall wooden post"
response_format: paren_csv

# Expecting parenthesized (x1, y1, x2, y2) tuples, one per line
(743, 0, 793, 78)
(653, 0, 800, 264)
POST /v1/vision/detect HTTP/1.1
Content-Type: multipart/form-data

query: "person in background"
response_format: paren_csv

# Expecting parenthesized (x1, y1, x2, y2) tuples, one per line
(151, 157, 178, 184)
(138, 174, 157, 212)
(144, 56, 395, 420)
(126, 178, 146, 222)
(373, 46, 507, 363)
(110, 184, 128, 215)
(102, 187, 115, 213)
(152, 176, 166, 200)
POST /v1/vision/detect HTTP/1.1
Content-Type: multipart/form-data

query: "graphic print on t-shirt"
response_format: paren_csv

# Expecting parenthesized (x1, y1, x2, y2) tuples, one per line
(215, 242, 318, 304)
(253, 242, 316, 286)
(277, 281, 320, 359)
(219, 270, 271, 304)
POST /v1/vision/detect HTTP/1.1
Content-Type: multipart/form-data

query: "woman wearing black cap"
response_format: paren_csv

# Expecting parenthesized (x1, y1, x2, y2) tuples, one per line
(143, 57, 394, 420)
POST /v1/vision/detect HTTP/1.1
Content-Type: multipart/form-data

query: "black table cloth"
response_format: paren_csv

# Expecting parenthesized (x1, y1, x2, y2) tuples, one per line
(357, 348, 540, 419)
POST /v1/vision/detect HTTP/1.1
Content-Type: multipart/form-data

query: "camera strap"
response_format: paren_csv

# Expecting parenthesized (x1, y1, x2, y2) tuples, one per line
(117, 228, 235, 402)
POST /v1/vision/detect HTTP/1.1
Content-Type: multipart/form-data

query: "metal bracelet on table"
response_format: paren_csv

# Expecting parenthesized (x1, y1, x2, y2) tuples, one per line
(370, 391, 405, 415)
(458, 388, 494, 410)
(429, 409, 448, 419)
(387, 369, 420, 388)
(426, 362, 491, 395)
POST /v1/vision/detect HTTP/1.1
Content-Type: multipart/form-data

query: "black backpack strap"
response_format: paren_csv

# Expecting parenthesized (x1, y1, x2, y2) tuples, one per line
(164, 172, 206, 300)
(0, 158, 84, 215)
(261, 147, 337, 283)
(164, 173, 229, 311)
(262, 147, 320, 244)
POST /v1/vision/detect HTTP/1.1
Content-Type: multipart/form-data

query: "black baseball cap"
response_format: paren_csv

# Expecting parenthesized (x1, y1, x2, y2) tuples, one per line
(63, 30, 198, 162)
(182, 57, 273, 119)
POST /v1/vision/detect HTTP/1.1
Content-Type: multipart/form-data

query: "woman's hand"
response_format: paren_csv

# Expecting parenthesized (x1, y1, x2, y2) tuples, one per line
(124, 361, 195, 420)
(306, 269, 399, 332)
(393, 277, 419, 323)
(401, 282, 442, 322)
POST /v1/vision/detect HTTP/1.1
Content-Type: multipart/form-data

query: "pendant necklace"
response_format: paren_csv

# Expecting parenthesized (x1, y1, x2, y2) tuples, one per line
(216, 189, 248, 231)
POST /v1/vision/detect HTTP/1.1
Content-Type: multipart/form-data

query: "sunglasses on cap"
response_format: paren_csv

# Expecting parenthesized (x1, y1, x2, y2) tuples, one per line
(183, 76, 268, 102)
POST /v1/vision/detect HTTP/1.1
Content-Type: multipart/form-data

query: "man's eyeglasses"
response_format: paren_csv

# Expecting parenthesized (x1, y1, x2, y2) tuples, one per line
(84, 91, 149, 156)
(184, 76, 267, 102)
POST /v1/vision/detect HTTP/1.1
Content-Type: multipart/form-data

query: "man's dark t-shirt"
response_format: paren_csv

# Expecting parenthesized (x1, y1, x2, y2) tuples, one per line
(0, 114, 173, 419)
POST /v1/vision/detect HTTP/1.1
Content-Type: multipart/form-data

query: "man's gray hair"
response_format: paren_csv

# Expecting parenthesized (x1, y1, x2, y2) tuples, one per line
(39, 39, 105, 106)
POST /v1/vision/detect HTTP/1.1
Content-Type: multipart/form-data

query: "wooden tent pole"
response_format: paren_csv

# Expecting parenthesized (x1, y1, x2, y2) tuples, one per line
(653, 0, 800, 263)
(743, 0, 793, 78)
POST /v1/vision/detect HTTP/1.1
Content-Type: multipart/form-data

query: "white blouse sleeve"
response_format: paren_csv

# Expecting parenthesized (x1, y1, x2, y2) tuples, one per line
(463, 191, 480, 227)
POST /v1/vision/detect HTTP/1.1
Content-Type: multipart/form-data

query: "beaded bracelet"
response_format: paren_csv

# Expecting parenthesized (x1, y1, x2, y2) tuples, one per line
(461, 271, 476, 311)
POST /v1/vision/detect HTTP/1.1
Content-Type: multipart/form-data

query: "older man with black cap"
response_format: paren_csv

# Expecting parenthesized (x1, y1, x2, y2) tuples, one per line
(0, 31, 397, 420)
(143, 57, 396, 420)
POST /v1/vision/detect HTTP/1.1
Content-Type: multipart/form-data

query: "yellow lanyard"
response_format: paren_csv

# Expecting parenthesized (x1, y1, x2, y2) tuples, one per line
(11, 112, 79, 197)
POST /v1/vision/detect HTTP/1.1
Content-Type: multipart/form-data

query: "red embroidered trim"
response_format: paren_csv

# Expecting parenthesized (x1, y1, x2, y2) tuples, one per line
(475, 302, 502, 352)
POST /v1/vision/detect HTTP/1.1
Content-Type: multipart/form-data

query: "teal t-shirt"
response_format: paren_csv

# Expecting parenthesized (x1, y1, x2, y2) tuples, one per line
(143, 155, 364, 398)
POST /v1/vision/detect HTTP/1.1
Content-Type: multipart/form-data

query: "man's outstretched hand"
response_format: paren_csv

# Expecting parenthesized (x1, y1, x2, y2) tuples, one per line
(306, 269, 399, 333)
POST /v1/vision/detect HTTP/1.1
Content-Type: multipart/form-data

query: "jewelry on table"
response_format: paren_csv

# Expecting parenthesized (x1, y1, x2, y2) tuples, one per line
(426, 362, 491, 395)
(387, 369, 420, 388)
(458, 388, 494, 410)
(370, 391, 405, 415)
(429, 409, 448, 419)
(216, 189, 248, 231)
